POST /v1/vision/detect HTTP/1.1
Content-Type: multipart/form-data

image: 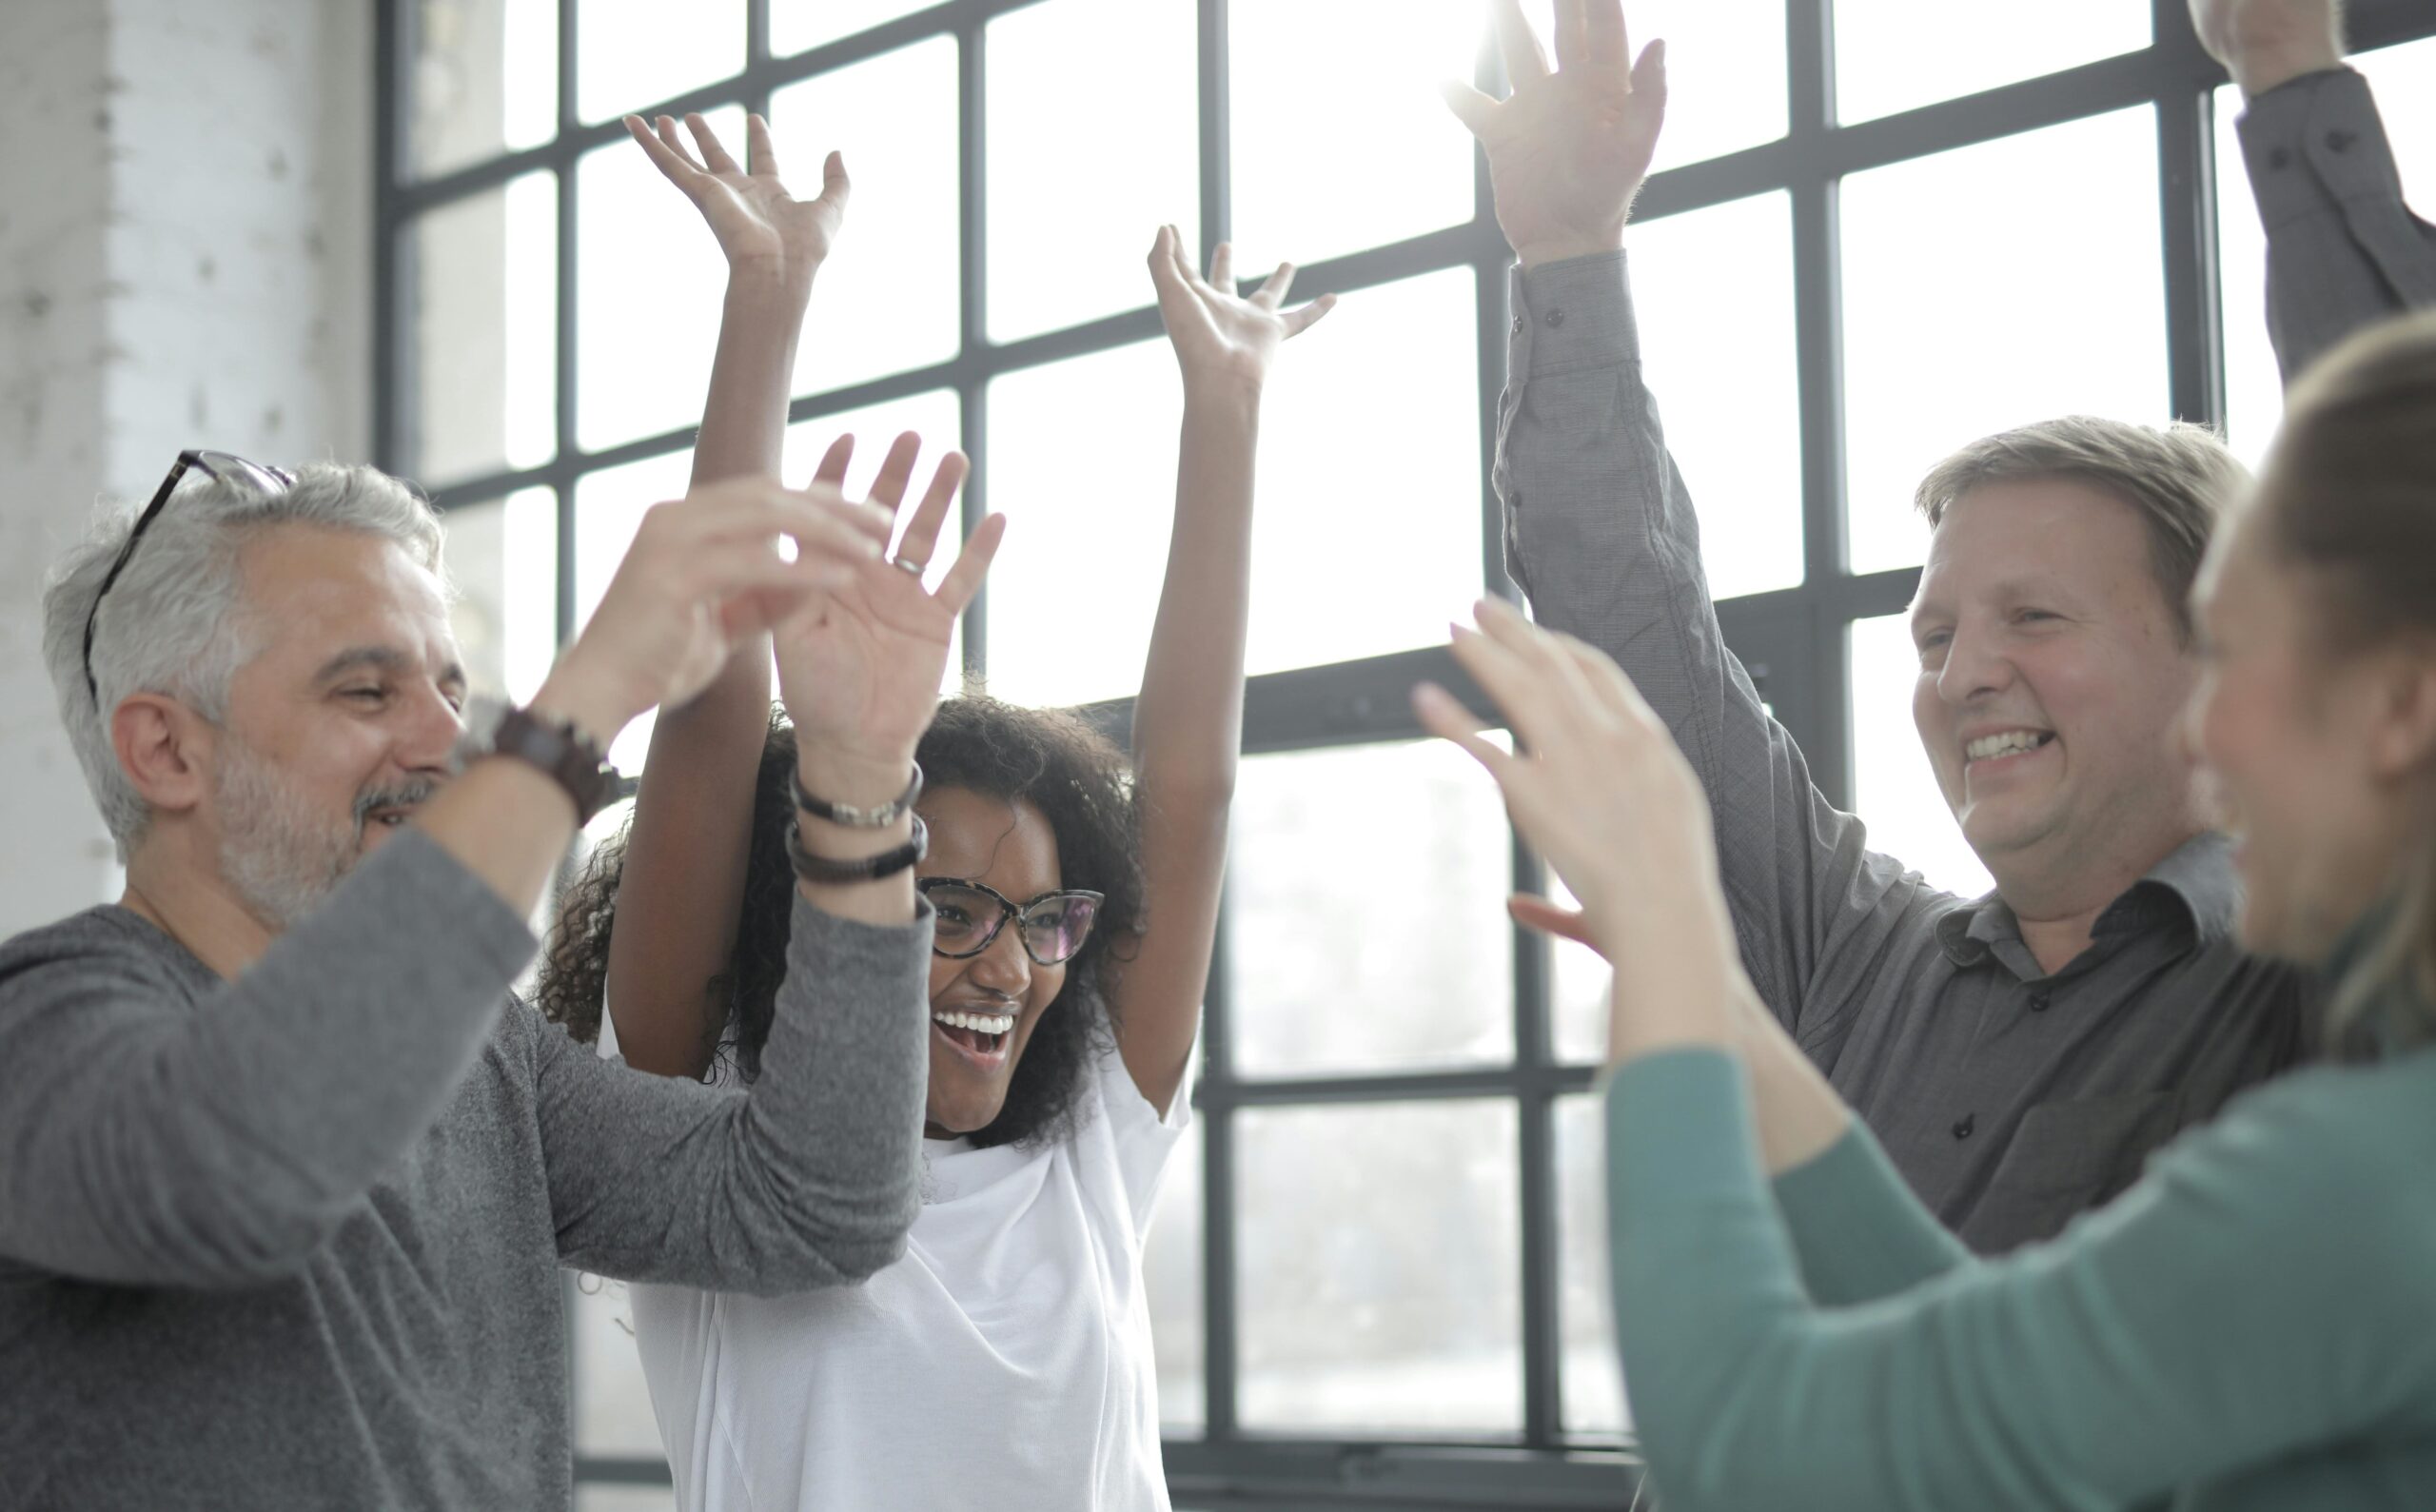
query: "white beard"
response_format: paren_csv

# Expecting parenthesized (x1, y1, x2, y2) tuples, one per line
(212, 736, 361, 932)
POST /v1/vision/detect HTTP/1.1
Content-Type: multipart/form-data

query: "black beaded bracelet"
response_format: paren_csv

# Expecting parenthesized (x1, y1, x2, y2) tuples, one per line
(785, 814, 929, 885)
(790, 759, 924, 829)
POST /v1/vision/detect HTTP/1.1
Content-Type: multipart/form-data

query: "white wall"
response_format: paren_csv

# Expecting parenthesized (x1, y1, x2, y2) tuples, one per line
(0, 0, 372, 936)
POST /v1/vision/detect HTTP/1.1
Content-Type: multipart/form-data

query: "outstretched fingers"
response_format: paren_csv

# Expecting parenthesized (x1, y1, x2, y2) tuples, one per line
(625, 113, 702, 190)
(1250, 261, 1295, 309)
(931, 512, 1008, 618)
(811, 434, 855, 489)
(1493, 0, 1552, 83)
(1208, 240, 1235, 293)
(894, 451, 970, 571)
(744, 112, 779, 178)
(683, 112, 740, 176)
(1281, 291, 1338, 339)
(654, 114, 705, 172)
(1414, 680, 1515, 781)
(867, 431, 924, 511)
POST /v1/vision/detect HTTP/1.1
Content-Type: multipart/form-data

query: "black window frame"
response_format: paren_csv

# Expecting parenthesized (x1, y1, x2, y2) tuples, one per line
(373, 2, 2436, 1506)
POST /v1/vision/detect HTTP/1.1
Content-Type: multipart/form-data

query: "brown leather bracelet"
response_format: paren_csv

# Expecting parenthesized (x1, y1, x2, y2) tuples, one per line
(469, 703, 619, 826)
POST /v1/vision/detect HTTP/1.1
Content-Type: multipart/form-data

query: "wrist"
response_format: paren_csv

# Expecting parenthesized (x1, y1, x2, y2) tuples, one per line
(527, 664, 633, 754)
(725, 258, 817, 309)
(1181, 373, 1265, 422)
(2232, 43, 2344, 97)
(1514, 225, 1626, 270)
(795, 746, 918, 811)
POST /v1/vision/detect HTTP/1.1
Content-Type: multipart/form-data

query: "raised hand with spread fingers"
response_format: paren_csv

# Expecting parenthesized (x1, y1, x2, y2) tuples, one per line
(1442, 0, 1669, 267)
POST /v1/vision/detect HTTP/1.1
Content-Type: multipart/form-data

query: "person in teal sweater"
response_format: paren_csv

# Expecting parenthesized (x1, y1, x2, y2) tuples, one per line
(1418, 307, 2436, 1508)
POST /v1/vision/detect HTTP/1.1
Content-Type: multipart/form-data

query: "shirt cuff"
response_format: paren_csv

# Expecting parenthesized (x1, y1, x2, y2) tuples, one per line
(1509, 248, 1641, 383)
(2235, 67, 2407, 234)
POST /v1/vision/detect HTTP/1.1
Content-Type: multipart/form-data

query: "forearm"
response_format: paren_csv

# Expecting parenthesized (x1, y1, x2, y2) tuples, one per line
(1108, 383, 1261, 1110)
(2238, 68, 2436, 383)
(549, 889, 930, 1290)
(1, 831, 535, 1285)
(609, 272, 812, 1078)
(1133, 383, 1259, 800)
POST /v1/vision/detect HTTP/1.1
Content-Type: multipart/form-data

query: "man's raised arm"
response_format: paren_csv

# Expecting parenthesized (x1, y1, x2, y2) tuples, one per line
(2197, 0, 2436, 380)
(1445, 0, 1914, 1031)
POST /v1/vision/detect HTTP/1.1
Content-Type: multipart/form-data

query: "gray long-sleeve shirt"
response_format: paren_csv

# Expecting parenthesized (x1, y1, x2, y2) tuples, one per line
(0, 828, 932, 1509)
(1494, 67, 2430, 1253)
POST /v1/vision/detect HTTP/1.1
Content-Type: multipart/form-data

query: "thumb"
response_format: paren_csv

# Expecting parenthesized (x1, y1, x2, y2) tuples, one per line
(1439, 78, 1498, 137)
(1508, 893, 1604, 954)
(820, 149, 852, 210)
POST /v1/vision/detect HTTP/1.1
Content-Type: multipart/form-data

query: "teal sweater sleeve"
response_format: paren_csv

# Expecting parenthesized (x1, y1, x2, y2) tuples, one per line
(1607, 1048, 2436, 1512)
(1770, 1119, 1970, 1306)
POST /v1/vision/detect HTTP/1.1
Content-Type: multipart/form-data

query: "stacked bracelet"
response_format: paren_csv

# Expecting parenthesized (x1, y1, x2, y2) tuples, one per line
(786, 814, 929, 884)
(790, 759, 923, 828)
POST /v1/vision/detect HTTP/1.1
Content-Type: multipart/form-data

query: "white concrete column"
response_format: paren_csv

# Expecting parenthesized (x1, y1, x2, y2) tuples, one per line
(0, 0, 372, 936)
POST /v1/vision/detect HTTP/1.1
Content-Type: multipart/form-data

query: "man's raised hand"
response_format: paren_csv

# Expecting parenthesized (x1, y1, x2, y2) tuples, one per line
(2189, 0, 2344, 98)
(1442, 0, 1666, 268)
(623, 110, 848, 291)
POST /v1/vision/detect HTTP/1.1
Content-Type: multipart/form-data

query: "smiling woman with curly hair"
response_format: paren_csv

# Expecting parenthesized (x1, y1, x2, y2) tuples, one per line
(532, 109, 1336, 1512)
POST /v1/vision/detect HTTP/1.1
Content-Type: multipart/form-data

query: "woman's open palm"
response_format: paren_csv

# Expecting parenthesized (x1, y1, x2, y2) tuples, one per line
(774, 433, 1005, 765)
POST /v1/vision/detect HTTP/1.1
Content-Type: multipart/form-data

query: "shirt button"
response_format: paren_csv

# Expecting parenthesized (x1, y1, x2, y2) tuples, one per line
(1511, 314, 1524, 335)
(1545, 307, 1566, 328)
(2327, 129, 2357, 153)
(1952, 1113, 1975, 1141)
(2268, 146, 2292, 170)
(2029, 992, 2050, 1012)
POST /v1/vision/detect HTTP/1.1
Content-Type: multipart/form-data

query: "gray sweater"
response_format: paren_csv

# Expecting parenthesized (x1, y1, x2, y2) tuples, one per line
(0, 829, 932, 1509)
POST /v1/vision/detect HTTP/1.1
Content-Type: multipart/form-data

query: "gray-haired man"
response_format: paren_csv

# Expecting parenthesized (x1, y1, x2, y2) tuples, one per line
(1446, 0, 2434, 1250)
(0, 459, 963, 1505)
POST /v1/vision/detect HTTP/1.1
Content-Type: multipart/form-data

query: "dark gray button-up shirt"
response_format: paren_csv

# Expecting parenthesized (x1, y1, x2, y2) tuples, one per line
(1494, 67, 2432, 1253)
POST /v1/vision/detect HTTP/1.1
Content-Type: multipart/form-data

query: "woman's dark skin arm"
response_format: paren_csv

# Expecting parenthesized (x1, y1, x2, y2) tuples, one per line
(1112, 227, 1334, 1113)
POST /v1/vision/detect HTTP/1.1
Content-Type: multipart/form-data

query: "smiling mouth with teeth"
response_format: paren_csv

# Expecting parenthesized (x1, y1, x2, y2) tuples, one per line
(933, 1008, 1017, 1056)
(1964, 730, 2054, 764)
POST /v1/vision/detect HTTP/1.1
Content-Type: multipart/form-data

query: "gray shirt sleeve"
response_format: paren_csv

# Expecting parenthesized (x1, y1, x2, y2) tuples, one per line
(0, 830, 537, 1287)
(2236, 66, 2436, 382)
(535, 889, 931, 1294)
(1495, 251, 1935, 1043)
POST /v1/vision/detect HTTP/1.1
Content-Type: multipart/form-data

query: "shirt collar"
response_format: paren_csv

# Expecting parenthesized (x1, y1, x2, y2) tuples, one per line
(1934, 831, 2241, 969)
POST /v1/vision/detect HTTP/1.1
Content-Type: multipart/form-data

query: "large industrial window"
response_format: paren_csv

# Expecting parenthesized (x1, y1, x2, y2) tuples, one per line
(378, 2, 2436, 1506)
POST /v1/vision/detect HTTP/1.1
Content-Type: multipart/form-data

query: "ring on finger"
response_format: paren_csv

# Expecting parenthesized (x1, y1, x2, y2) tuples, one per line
(890, 555, 928, 577)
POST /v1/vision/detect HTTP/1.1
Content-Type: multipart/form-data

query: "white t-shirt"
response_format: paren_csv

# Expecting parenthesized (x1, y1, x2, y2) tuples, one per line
(632, 1040, 1192, 1512)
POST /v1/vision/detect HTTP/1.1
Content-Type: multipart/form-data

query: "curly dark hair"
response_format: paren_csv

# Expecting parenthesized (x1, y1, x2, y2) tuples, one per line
(538, 696, 1145, 1149)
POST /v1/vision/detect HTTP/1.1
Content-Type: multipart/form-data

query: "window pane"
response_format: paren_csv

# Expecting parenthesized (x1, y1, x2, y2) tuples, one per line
(1145, 1119, 1206, 1433)
(1841, 108, 2168, 575)
(441, 488, 558, 706)
(773, 39, 961, 394)
(575, 108, 744, 451)
(411, 0, 557, 178)
(573, 448, 697, 775)
(771, 0, 932, 56)
(1626, 191, 1801, 599)
(1247, 266, 1483, 677)
(781, 389, 968, 693)
(571, 1276, 664, 1457)
(1228, 0, 1481, 273)
(1229, 740, 1514, 1077)
(1834, 0, 2150, 125)
(1557, 1093, 1628, 1438)
(413, 174, 556, 486)
(1511, 0, 1787, 172)
(2215, 38, 2436, 464)
(986, 0, 1198, 342)
(984, 337, 1178, 709)
(1850, 612, 1993, 897)
(1238, 1100, 1522, 1435)
(576, 0, 745, 123)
